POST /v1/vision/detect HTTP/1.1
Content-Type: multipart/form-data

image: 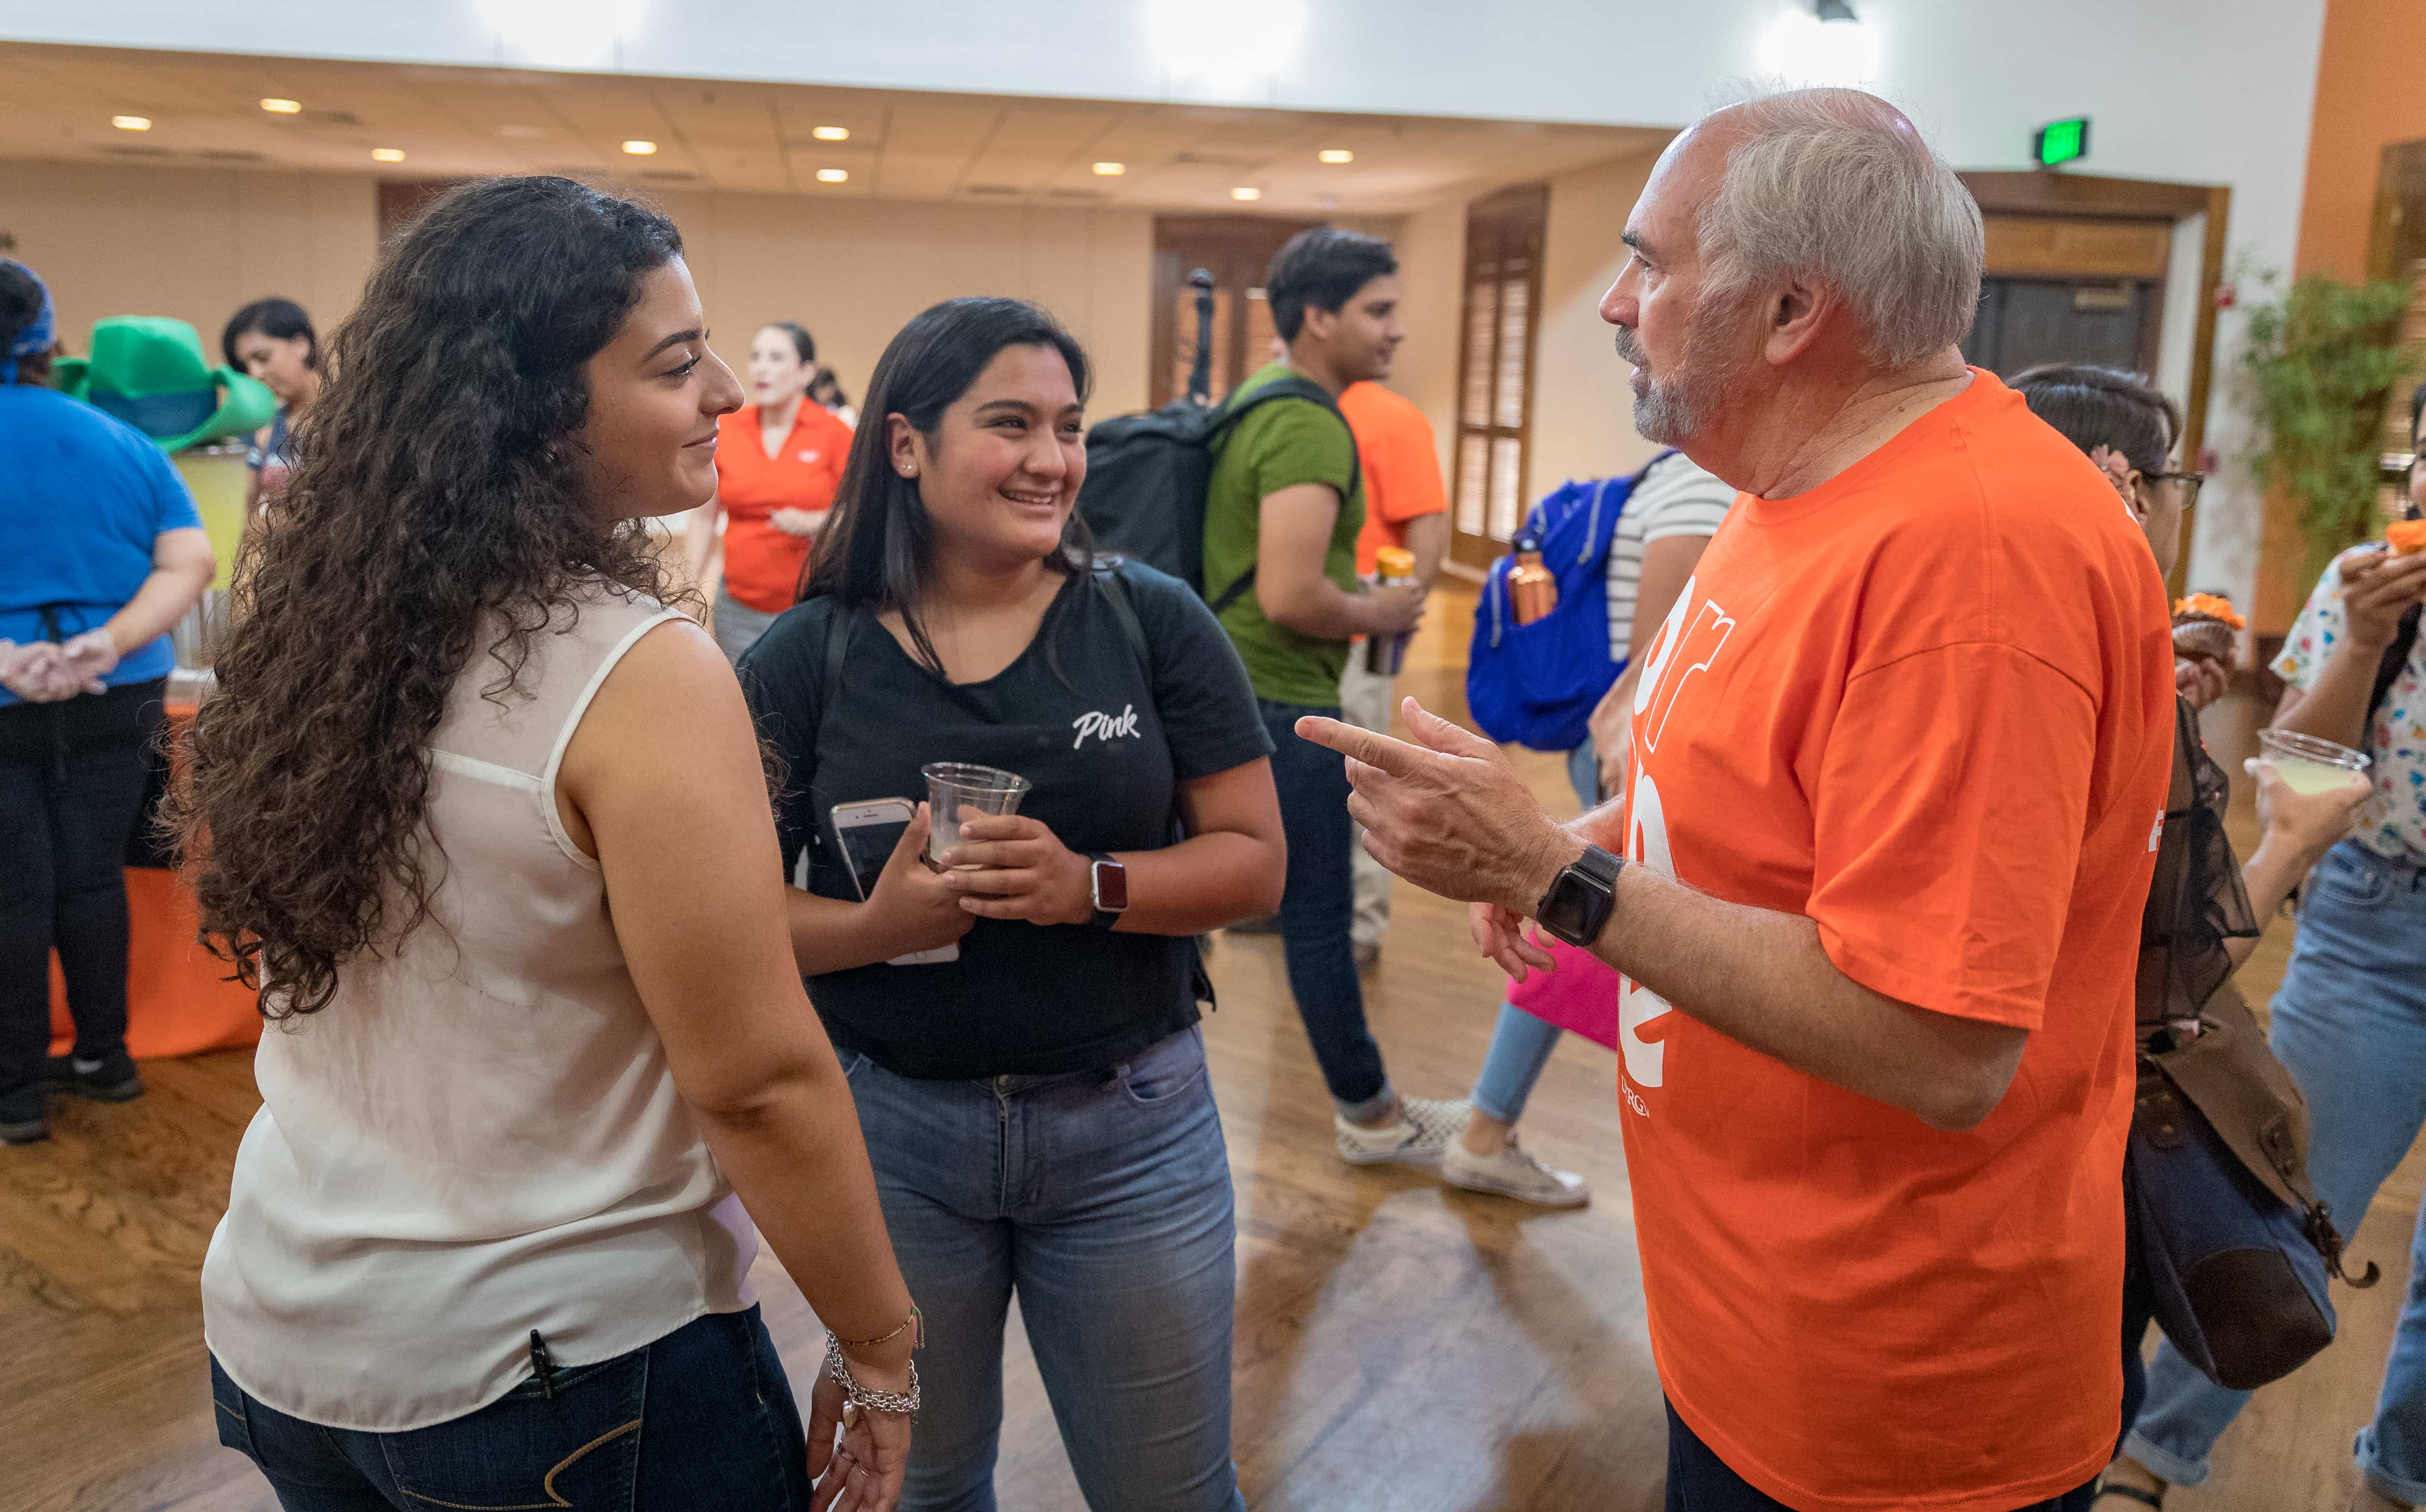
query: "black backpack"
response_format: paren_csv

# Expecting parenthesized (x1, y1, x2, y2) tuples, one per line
(1076, 376, 1360, 614)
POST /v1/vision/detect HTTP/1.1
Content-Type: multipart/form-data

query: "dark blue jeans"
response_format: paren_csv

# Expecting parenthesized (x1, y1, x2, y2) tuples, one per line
(210, 1306, 813, 1511)
(1663, 1401, 2099, 1511)
(1260, 698, 1387, 1114)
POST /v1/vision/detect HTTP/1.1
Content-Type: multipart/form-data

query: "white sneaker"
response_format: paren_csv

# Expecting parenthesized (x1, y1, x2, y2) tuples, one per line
(1442, 1135, 1590, 1207)
(1335, 1096, 1468, 1166)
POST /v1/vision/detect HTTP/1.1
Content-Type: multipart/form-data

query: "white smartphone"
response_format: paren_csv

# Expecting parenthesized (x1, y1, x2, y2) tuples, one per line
(829, 798, 959, 966)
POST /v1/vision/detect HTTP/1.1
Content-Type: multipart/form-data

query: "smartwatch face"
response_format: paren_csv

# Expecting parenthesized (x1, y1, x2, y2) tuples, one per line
(1093, 860, 1129, 912)
(1537, 873, 1600, 946)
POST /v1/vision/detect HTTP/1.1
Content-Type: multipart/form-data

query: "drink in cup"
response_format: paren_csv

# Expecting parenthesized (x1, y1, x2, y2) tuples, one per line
(2257, 728, 2371, 795)
(922, 763, 1032, 868)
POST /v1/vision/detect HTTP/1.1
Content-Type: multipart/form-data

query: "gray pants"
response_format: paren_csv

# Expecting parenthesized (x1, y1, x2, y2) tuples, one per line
(710, 587, 782, 665)
(1338, 648, 1396, 950)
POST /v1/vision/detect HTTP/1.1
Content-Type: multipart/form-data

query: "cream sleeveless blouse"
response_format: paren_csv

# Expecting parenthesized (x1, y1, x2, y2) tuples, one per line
(201, 587, 758, 1431)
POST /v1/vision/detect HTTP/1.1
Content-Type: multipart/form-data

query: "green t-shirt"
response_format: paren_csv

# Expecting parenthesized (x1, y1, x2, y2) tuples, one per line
(1201, 362, 1367, 706)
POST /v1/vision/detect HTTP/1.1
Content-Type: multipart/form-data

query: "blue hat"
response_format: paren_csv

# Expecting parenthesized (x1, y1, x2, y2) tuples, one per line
(0, 259, 53, 385)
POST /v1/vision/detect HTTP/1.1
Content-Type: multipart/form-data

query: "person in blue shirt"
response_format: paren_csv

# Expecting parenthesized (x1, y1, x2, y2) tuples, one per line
(0, 260, 216, 1146)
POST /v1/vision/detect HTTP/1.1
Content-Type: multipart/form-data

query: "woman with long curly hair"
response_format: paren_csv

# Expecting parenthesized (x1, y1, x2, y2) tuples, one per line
(178, 177, 917, 1512)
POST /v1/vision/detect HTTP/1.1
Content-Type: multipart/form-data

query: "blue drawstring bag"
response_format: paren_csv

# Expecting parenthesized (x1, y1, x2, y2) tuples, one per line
(1465, 453, 1671, 752)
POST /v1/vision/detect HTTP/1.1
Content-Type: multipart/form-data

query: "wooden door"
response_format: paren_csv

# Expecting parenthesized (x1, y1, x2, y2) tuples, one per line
(1449, 185, 1548, 572)
(1150, 215, 1320, 409)
(1962, 276, 2162, 378)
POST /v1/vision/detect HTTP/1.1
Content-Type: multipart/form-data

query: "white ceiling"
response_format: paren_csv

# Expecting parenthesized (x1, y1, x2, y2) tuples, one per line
(0, 42, 1668, 215)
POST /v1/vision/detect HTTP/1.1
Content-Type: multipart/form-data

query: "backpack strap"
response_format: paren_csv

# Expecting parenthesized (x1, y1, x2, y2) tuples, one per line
(818, 599, 851, 745)
(1091, 561, 1152, 676)
(2366, 604, 2421, 733)
(1201, 374, 1365, 616)
(1086, 561, 1220, 1011)
(1577, 477, 1621, 566)
(781, 600, 852, 885)
(1206, 569, 1259, 619)
(1214, 375, 1363, 503)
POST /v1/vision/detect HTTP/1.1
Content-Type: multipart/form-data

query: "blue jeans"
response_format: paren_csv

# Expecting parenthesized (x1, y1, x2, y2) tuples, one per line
(1473, 1004, 1565, 1124)
(2127, 840, 2426, 1501)
(1261, 698, 1389, 1116)
(209, 1306, 811, 1511)
(1564, 740, 1603, 812)
(713, 586, 783, 664)
(1469, 738, 1605, 1125)
(844, 1026, 1246, 1512)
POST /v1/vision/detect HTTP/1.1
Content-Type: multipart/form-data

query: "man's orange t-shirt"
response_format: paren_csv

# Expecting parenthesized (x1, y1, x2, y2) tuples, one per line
(714, 403, 854, 613)
(1337, 381, 1447, 576)
(1608, 372, 2172, 1512)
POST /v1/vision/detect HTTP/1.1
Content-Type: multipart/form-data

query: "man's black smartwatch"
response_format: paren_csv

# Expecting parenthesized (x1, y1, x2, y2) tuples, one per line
(1534, 845, 1625, 948)
(1085, 852, 1128, 929)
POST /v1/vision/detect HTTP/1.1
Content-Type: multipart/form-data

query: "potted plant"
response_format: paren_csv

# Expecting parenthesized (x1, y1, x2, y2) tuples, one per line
(2238, 264, 2419, 584)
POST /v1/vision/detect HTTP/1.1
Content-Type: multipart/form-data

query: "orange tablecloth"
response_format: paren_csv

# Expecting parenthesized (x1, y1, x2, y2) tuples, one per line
(47, 865, 261, 1058)
(44, 698, 261, 1060)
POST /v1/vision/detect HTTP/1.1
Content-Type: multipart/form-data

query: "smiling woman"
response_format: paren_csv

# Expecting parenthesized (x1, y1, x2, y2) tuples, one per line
(173, 176, 920, 1512)
(736, 296, 1285, 1511)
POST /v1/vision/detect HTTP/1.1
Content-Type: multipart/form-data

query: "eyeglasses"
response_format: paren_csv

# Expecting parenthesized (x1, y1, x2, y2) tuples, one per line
(2147, 471, 2205, 507)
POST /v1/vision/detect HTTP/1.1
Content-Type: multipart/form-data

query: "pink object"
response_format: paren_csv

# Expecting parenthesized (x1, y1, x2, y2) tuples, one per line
(1504, 934, 1621, 1051)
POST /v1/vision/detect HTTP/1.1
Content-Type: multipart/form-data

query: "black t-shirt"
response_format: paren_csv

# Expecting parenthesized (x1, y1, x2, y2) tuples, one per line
(739, 561, 1273, 1080)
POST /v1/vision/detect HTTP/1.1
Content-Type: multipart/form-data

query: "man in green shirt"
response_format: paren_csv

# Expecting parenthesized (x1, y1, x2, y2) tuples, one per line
(1203, 228, 1453, 1163)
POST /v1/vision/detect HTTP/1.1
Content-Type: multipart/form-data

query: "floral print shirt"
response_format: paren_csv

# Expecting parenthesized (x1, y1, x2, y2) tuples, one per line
(2271, 554, 2426, 864)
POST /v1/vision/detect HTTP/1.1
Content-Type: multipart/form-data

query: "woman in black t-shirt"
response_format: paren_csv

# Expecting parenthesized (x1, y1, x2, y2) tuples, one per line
(739, 297, 1280, 1512)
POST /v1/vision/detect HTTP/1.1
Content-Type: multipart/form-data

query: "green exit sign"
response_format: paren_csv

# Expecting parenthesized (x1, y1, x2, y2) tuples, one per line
(2035, 117, 2090, 168)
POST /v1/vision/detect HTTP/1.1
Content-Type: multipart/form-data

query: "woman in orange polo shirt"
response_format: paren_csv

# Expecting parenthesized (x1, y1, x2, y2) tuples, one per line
(687, 321, 854, 661)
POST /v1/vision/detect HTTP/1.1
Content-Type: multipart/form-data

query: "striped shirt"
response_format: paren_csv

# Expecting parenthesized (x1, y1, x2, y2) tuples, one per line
(1607, 451, 1736, 663)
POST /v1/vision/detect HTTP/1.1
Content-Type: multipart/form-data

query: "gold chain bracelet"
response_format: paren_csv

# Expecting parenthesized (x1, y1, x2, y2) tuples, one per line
(833, 1303, 924, 1353)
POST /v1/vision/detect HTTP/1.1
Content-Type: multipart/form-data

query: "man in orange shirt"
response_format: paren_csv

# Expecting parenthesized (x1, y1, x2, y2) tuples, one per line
(1335, 379, 1448, 962)
(1303, 88, 2171, 1512)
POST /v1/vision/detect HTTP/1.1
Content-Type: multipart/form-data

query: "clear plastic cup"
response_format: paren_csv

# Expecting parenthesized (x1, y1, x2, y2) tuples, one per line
(2257, 728, 2371, 795)
(923, 763, 1032, 868)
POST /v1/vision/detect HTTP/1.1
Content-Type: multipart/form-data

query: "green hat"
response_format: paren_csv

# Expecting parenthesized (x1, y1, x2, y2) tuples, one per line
(51, 316, 279, 454)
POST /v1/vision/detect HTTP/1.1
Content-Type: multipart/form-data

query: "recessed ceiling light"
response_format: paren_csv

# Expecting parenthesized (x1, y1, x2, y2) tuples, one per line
(622, 140, 658, 156)
(371, 147, 406, 163)
(811, 125, 850, 142)
(1231, 186, 1262, 201)
(111, 115, 152, 132)
(1093, 161, 1127, 176)
(816, 168, 849, 183)
(1318, 148, 1354, 164)
(260, 97, 302, 114)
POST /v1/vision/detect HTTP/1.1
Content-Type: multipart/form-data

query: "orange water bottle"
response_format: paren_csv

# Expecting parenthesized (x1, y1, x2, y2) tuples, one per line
(1367, 546, 1419, 675)
(1508, 533, 1558, 625)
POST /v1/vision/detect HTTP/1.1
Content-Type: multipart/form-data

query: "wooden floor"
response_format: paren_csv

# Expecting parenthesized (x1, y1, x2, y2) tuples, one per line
(4, 589, 2419, 1512)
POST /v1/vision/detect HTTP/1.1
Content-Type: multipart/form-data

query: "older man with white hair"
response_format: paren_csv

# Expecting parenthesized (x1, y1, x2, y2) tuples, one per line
(1301, 89, 2174, 1512)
